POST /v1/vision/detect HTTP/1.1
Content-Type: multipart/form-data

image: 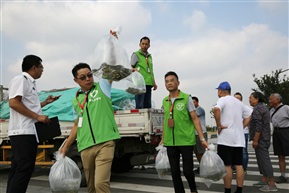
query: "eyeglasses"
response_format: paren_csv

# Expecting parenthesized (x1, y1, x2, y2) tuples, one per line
(76, 72, 93, 81)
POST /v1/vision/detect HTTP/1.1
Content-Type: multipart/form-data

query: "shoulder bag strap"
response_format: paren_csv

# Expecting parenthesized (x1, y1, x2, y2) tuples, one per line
(271, 105, 284, 119)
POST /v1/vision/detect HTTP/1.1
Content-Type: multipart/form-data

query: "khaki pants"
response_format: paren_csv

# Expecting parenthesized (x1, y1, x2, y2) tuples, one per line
(81, 141, 115, 193)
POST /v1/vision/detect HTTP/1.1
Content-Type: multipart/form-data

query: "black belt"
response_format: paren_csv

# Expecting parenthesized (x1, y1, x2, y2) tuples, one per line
(274, 127, 289, 130)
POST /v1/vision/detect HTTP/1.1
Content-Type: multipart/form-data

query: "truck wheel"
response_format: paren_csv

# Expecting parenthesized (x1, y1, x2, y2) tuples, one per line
(111, 154, 134, 173)
(71, 156, 87, 187)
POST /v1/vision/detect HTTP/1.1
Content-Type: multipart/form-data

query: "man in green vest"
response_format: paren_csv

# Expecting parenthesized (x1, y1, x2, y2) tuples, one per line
(131, 36, 157, 109)
(160, 71, 208, 193)
(60, 62, 120, 193)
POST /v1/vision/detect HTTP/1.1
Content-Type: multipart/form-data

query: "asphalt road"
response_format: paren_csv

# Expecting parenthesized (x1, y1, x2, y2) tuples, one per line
(0, 139, 288, 193)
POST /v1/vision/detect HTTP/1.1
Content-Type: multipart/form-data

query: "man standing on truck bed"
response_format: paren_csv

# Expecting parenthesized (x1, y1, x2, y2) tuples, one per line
(131, 36, 157, 109)
(60, 62, 120, 193)
(6, 55, 60, 193)
(160, 71, 208, 193)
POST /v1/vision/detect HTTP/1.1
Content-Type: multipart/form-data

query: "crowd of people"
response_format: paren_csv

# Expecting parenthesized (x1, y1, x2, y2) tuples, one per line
(6, 33, 288, 193)
(212, 83, 288, 193)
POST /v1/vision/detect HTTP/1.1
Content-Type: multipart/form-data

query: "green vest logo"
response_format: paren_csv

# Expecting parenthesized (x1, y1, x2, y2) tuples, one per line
(90, 90, 101, 102)
(176, 103, 185, 111)
(90, 90, 98, 98)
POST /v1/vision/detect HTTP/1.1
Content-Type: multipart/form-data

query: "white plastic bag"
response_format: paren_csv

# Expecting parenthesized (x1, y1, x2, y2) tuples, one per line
(92, 26, 131, 81)
(49, 151, 81, 193)
(155, 145, 170, 178)
(199, 144, 227, 188)
(119, 99, 136, 110)
(125, 71, 146, 95)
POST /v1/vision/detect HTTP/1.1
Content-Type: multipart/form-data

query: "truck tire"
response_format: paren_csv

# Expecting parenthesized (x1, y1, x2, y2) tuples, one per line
(71, 156, 87, 187)
(111, 154, 134, 173)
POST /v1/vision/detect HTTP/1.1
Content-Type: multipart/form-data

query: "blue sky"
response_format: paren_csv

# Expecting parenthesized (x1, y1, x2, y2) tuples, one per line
(1, 0, 288, 126)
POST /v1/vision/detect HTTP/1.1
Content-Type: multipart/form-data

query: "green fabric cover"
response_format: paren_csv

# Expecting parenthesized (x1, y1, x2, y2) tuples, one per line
(0, 87, 134, 121)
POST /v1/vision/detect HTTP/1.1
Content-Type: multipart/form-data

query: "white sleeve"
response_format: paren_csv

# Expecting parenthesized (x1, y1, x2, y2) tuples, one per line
(243, 105, 253, 119)
(9, 76, 25, 99)
(215, 98, 224, 110)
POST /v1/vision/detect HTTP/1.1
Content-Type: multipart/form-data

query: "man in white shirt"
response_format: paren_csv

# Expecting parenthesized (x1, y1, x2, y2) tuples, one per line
(232, 92, 252, 175)
(7, 55, 59, 193)
(214, 81, 251, 193)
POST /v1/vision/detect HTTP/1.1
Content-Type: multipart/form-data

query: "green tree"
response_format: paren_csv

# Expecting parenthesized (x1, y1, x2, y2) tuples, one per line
(252, 69, 289, 105)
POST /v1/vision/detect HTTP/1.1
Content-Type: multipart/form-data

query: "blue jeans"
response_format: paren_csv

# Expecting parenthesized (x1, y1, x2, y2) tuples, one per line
(135, 85, 152, 109)
(243, 133, 249, 170)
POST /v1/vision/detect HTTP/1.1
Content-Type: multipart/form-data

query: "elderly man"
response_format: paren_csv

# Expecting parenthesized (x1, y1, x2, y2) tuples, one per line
(269, 93, 289, 184)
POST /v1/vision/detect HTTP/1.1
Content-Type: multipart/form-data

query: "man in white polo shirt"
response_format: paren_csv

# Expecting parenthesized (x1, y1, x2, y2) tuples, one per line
(6, 55, 60, 193)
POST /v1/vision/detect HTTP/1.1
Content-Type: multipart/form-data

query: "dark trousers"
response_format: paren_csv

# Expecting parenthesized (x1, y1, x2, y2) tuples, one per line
(6, 135, 38, 193)
(167, 146, 197, 193)
(255, 139, 274, 178)
(135, 85, 152, 109)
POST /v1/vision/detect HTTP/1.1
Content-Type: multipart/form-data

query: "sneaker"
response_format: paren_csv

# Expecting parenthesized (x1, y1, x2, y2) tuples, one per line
(253, 181, 268, 187)
(259, 185, 278, 192)
(275, 176, 287, 184)
(232, 169, 236, 174)
(244, 170, 247, 175)
(193, 167, 200, 175)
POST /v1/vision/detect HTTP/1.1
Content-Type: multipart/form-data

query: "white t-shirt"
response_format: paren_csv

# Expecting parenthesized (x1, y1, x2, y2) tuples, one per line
(8, 72, 42, 136)
(215, 95, 251, 147)
(243, 105, 253, 134)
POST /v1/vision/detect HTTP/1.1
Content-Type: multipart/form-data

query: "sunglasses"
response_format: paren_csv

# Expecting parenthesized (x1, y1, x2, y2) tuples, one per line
(76, 72, 93, 81)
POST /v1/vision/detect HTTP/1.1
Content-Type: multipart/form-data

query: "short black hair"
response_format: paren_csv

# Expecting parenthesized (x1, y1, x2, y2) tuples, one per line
(72, 63, 91, 78)
(140, 36, 150, 44)
(251, 91, 265, 103)
(192, 96, 199, 102)
(234, 92, 243, 101)
(22, 55, 42, 72)
(164, 71, 179, 81)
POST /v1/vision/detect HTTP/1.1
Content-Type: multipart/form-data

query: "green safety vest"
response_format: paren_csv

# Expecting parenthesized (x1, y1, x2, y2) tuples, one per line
(72, 82, 120, 152)
(162, 91, 196, 146)
(134, 50, 154, 86)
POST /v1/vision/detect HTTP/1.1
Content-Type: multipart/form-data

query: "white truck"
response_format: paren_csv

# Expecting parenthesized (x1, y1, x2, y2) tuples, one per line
(0, 108, 164, 186)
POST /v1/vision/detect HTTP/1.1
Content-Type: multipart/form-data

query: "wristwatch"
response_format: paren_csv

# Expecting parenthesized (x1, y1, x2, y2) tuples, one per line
(200, 138, 206, 142)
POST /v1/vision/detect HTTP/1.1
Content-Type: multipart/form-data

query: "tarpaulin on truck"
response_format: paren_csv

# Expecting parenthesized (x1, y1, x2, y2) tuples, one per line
(0, 87, 134, 121)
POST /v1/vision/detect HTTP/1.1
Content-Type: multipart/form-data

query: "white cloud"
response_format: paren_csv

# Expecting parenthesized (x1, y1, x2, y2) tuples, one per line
(2, 2, 151, 41)
(183, 10, 207, 31)
(1, 1, 152, 89)
(1, 1, 288, 126)
(151, 23, 288, 118)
